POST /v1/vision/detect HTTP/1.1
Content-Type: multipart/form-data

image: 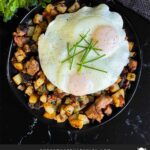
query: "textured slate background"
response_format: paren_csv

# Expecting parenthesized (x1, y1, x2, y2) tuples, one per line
(117, 0, 150, 21)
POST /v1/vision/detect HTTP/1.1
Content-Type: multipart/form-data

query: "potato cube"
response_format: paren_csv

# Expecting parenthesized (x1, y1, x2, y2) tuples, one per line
(116, 76, 122, 84)
(128, 60, 138, 72)
(44, 103, 56, 114)
(34, 76, 45, 90)
(128, 42, 134, 51)
(43, 112, 56, 119)
(78, 114, 89, 125)
(46, 83, 55, 91)
(55, 114, 68, 123)
(13, 62, 23, 71)
(68, 1, 80, 13)
(65, 97, 72, 104)
(17, 84, 25, 91)
(69, 119, 83, 129)
(25, 86, 34, 96)
(15, 49, 26, 62)
(45, 4, 54, 13)
(12, 73, 22, 85)
(29, 94, 38, 104)
(109, 83, 120, 93)
(112, 89, 125, 107)
(64, 105, 74, 116)
(23, 44, 31, 53)
(33, 14, 43, 24)
(40, 94, 47, 103)
(127, 73, 136, 81)
(32, 25, 42, 42)
(56, 4, 67, 13)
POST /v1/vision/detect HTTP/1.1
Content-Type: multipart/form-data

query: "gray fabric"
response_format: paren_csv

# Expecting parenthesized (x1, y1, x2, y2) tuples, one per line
(117, 0, 150, 21)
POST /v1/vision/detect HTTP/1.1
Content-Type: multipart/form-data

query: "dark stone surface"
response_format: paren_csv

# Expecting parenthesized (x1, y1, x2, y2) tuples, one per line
(0, 2, 150, 144)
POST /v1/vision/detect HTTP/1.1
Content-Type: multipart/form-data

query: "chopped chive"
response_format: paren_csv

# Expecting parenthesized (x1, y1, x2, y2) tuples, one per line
(83, 54, 105, 64)
(77, 63, 107, 73)
(70, 45, 77, 70)
(61, 48, 86, 63)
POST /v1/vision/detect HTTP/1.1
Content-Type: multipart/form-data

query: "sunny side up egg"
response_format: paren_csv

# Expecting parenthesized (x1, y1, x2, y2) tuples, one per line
(38, 4, 129, 96)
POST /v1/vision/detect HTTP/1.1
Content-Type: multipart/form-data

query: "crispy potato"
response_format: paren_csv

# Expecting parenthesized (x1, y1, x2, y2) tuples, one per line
(29, 94, 38, 104)
(12, 73, 22, 85)
(15, 49, 26, 62)
(104, 105, 112, 116)
(43, 112, 56, 119)
(33, 14, 43, 24)
(40, 94, 47, 103)
(64, 105, 74, 116)
(23, 44, 31, 53)
(56, 3, 67, 13)
(27, 26, 35, 36)
(34, 76, 45, 90)
(46, 83, 55, 91)
(127, 73, 136, 81)
(45, 4, 55, 13)
(39, 21, 47, 32)
(112, 89, 125, 107)
(68, 1, 80, 13)
(32, 25, 42, 42)
(128, 42, 134, 51)
(55, 114, 68, 123)
(116, 76, 122, 84)
(17, 84, 25, 91)
(65, 97, 72, 104)
(25, 85, 34, 96)
(44, 103, 56, 114)
(13, 62, 23, 71)
(109, 83, 120, 93)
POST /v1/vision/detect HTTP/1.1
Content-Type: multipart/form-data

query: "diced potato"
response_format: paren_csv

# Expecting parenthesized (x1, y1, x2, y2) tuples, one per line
(56, 3, 67, 13)
(56, 98, 62, 107)
(34, 76, 45, 90)
(64, 105, 74, 116)
(44, 103, 56, 114)
(46, 83, 55, 91)
(60, 105, 66, 115)
(25, 85, 34, 96)
(130, 51, 136, 57)
(32, 25, 42, 42)
(69, 119, 83, 129)
(45, 4, 54, 13)
(68, 1, 80, 13)
(109, 83, 120, 93)
(78, 114, 89, 125)
(128, 42, 134, 51)
(15, 49, 26, 62)
(33, 14, 43, 24)
(13, 62, 23, 71)
(51, 9, 58, 16)
(17, 84, 25, 91)
(104, 105, 112, 116)
(55, 114, 68, 123)
(127, 73, 136, 81)
(80, 96, 89, 105)
(12, 73, 22, 85)
(40, 94, 47, 103)
(27, 26, 35, 36)
(69, 114, 89, 129)
(112, 89, 125, 107)
(29, 94, 38, 104)
(43, 112, 56, 119)
(23, 44, 31, 53)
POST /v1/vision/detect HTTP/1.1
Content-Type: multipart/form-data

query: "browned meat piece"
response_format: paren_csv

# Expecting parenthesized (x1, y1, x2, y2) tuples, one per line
(128, 59, 138, 72)
(95, 95, 112, 111)
(104, 105, 112, 116)
(25, 58, 40, 76)
(85, 105, 104, 122)
(14, 36, 29, 47)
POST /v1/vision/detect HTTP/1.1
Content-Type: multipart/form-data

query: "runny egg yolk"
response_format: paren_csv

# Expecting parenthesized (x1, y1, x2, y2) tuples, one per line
(92, 25, 119, 52)
(68, 73, 93, 96)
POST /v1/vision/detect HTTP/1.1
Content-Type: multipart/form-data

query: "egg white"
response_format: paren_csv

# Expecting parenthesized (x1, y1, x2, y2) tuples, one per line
(38, 4, 129, 96)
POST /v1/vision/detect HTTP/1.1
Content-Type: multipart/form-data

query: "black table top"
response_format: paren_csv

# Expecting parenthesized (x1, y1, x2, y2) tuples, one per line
(0, 3, 150, 144)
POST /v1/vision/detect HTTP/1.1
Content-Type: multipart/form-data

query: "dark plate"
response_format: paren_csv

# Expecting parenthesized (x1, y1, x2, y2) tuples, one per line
(6, 0, 142, 131)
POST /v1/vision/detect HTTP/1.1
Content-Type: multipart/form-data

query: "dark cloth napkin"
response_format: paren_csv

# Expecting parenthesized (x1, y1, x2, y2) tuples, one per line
(117, 0, 150, 21)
